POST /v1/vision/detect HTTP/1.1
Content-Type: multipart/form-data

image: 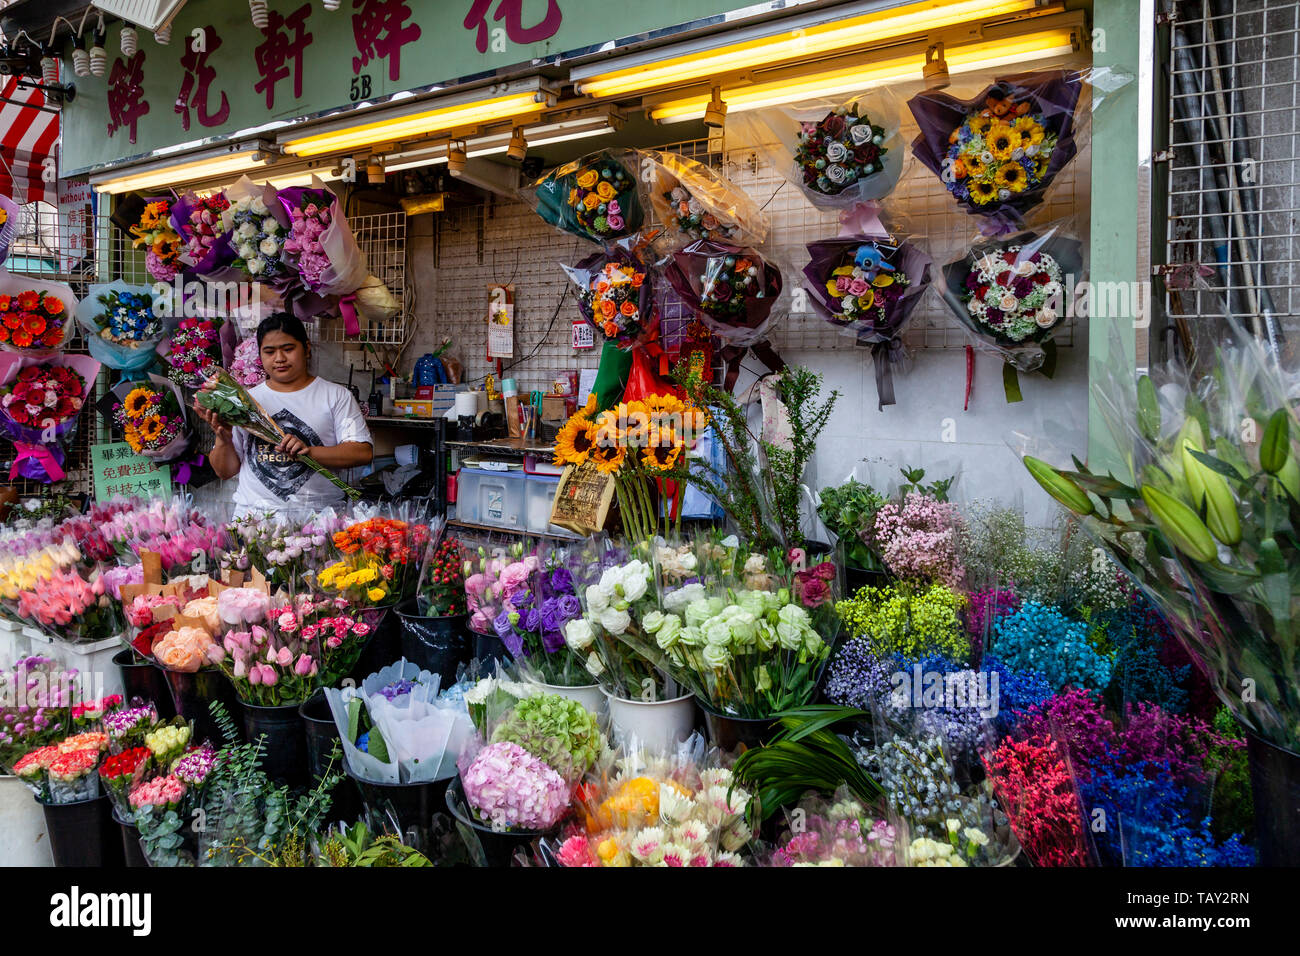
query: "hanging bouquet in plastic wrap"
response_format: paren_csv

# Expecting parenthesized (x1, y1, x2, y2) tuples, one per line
(664, 241, 783, 349)
(129, 198, 184, 283)
(278, 178, 370, 300)
(938, 223, 1083, 401)
(908, 70, 1085, 233)
(160, 316, 235, 389)
(0, 353, 100, 484)
(0, 277, 76, 355)
(561, 239, 657, 351)
(103, 374, 191, 462)
(644, 148, 768, 251)
(803, 204, 932, 409)
(525, 148, 645, 246)
(75, 280, 171, 371)
(170, 191, 232, 276)
(734, 90, 903, 209)
(220, 177, 292, 284)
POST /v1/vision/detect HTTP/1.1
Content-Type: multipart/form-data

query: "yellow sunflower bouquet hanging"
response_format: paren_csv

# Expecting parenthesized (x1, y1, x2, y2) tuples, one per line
(553, 391, 708, 541)
(107, 374, 191, 461)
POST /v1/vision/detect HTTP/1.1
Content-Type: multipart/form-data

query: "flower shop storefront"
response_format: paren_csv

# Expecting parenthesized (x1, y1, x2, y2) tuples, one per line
(6, 0, 1295, 889)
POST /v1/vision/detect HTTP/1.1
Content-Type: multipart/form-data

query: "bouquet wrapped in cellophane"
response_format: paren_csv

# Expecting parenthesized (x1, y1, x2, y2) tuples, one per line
(196, 367, 358, 499)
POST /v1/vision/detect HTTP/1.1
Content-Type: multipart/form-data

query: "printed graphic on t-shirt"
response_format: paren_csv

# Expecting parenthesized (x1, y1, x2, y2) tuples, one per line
(248, 410, 322, 500)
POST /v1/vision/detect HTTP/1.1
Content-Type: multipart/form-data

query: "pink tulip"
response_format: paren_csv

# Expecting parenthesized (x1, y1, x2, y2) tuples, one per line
(293, 654, 316, 677)
(276, 646, 293, 667)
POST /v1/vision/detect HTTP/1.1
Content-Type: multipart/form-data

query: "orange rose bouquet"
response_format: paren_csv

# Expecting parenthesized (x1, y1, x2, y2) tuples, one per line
(562, 244, 656, 350)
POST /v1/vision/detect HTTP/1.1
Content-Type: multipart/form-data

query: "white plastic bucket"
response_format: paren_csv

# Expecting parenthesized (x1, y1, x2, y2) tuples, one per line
(602, 689, 696, 754)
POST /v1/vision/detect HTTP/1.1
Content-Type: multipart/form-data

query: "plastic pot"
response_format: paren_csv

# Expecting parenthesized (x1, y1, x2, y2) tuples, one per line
(698, 703, 779, 753)
(161, 666, 242, 745)
(40, 793, 123, 868)
(470, 627, 510, 671)
(603, 689, 696, 754)
(242, 702, 309, 789)
(114, 648, 176, 718)
(299, 691, 361, 825)
(445, 775, 551, 867)
(112, 807, 149, 868)
(395, 599, 472, 687)
(348, 766, 454, 855)
(1246, 731, 1300, 865)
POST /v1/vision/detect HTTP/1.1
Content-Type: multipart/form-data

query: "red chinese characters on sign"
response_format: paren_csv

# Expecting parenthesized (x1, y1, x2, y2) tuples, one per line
(106, 52, 150, 143)
(254, 3, 314, 110)
(176, 26, 230, 131)
(351, 0, 422, 82)
(464, 0, 562, 54)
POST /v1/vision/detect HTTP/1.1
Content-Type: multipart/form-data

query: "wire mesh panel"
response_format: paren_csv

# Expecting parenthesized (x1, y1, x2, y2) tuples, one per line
(1164, 0, 1300, 353)
(318, 210, 410, 345)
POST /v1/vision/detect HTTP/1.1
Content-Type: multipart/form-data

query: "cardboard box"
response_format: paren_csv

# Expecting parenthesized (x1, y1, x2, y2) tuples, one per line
(394, 399, 434, 417)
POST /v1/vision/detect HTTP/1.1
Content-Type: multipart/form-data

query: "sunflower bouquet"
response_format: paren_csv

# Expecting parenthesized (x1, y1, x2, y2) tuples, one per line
(195, 368, 359, 500)
(0, 290, 70, 353)
(130, 199, 184, 283)
(553, 393, 708, 541)
(908, 72, 1083, 228)
(110, 376, 190, 461)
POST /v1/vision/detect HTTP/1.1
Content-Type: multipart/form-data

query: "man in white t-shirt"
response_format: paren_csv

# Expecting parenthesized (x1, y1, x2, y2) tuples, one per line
(193, 313, 372, 515)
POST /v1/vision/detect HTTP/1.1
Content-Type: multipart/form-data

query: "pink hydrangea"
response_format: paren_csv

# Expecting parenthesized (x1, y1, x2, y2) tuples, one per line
(460, 741, 569, 831)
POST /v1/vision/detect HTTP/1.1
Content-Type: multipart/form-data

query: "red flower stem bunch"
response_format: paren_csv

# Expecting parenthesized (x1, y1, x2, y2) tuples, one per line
(982, 734, 1091, 867)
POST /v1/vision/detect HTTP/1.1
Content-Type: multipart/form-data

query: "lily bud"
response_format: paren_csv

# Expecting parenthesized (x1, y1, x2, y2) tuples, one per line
(1260, 409, 1291, 475)
(1023, 456, 1095, 516)
(1181, 442, 1242, 545)
(1141, 484, 1219, 563)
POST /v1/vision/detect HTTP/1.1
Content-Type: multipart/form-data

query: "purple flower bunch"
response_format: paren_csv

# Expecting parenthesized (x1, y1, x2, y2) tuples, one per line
(0, 656, 78, 768)
(173, 745, 216, 786)
(460, 740, 570, 831)
(967, 587, 1019, 659)
(102, 704, 158, 748)
(493, 563, 586, 683)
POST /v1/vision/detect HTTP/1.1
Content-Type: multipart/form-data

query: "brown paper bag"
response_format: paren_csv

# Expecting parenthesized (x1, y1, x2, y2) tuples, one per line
(549, 460, 615, 535)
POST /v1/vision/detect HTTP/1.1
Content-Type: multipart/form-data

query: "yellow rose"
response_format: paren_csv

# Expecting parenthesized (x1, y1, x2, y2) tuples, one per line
(582, 193, 601, 211)
(575, 169, 599, 190)
(367, 587, 387, 602)
(595, 181, 617, 201)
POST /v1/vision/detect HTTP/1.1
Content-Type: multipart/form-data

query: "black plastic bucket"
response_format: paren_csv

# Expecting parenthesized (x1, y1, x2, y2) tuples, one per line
(395, 599, 471, 686)
(349, 767, 453, 854)
(1246, 731, 1300, 865)
(299, 691, 361, 825)
(113, 648, 176, 718)
(40, 794, 123, 867)
(162, 667, 242, 745)
(348, 604, 398, 682)
(112, 806, 149, 868)
(241, 702, 309, 789)
(445, 775, 547, 867)
(470, 628, 510, 671)
(699, 703, 778, 753)
(843, 564, 889, 597)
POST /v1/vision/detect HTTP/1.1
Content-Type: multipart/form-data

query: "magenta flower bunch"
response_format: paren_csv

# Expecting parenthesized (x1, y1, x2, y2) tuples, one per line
(284, 193, 333, 290)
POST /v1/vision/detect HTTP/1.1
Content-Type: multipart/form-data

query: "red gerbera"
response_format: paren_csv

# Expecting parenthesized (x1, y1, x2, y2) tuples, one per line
(23, 314, 47, 335)
(15, 291, 40, 311)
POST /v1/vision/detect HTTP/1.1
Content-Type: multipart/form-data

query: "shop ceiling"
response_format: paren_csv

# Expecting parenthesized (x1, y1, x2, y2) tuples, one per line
(39, 0, 1088, 193)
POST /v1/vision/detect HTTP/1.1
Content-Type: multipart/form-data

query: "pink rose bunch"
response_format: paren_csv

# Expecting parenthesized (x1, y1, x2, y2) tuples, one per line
(460, 740, 570, 831)
(129, 773, 187, 811)
(16, 567, 105, 628)
(180, 194, 229, 265)
(127, 593, 182, 628)
(794, 560, 837, 608)
(285, 196, 334, 290)
(217, 586, 271, 626)
(870, 492, 965, 588)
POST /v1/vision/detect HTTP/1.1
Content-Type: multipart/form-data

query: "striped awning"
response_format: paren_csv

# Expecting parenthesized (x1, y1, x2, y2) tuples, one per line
(0, 74, 60, 205)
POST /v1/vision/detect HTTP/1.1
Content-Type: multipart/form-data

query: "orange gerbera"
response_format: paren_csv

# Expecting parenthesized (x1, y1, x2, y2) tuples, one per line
(10, 329, 33, 348)
(2, 314, 18, 330)
(16, 291, 39, 311)
(0, 295, 10, 311)
(43, 296, 64, 316)
(23, 314, 46, 335)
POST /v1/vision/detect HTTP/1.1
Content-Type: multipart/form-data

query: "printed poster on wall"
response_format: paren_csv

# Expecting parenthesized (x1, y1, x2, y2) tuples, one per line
(487, 283, 514, 359)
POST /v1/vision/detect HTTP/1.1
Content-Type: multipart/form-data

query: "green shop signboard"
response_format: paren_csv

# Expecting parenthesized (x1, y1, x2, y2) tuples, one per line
(61, 0, 754, 175)
(91, 442, 173, 502)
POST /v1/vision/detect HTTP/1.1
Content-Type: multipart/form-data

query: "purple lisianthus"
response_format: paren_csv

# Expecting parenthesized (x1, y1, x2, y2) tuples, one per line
(512, 588, 536, 610)
(548, 567, 574, 596)
(521, 607, 542, 633)
(557, 593, 582, 623)
(379, 678, 417, 702)
(541, 628, 566, 654)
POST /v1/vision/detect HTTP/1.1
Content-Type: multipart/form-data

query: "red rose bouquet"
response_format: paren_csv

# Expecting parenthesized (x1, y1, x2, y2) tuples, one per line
(0, 363, 85, 430)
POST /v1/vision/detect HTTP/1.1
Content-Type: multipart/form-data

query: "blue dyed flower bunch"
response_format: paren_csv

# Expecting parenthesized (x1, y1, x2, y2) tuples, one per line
(1079, 757, 1254, 867)
(989, 601, 1112, 692)
(96, 288, 161, 345)
(981, 655, 1055, 731)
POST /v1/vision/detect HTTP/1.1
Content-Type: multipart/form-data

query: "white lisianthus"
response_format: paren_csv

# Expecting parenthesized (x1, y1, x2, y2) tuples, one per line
(683, 598, 713, 628)
(655, 614, 683, 650)
(664, 582, 706, 614)
(585, 652, 605, 677)
(677, 625, 703, 648)
(754, 620, 777, 652)
(619, 562, 649, 602)
(564, 617, 594, 651)
(599, 606, 631, 636)
(776, 603, 811, 650)
(701, 617, 732, 647)
(641, 610, 665, 633)
(585, 583, 610, 613)
(598, 565, 623, 594)
(701, 641, 730, 669)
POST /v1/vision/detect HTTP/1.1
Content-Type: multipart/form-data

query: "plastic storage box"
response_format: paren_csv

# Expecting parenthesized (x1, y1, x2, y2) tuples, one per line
(524, 474, 578, 538)
(456, 467, 526, 529)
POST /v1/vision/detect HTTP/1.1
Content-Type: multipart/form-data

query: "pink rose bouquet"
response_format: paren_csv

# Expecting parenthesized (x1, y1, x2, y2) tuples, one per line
(229, 337, 266, 387)
(217, 586, 271, 627)
(129, 773, 187, 812)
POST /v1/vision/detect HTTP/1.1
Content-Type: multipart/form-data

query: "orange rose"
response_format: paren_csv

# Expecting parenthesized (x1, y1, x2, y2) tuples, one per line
(620, 301, 638, 317)
(603, 321, 619, 337)
(630, 272, 645, 288)
(600, 300, 617, 318)
(595, 281, 610, 294)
